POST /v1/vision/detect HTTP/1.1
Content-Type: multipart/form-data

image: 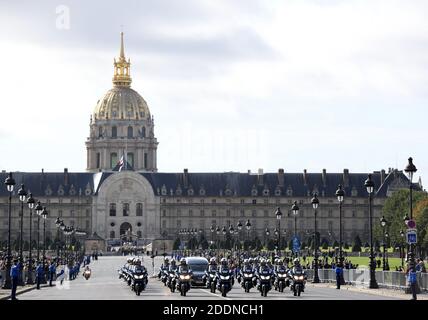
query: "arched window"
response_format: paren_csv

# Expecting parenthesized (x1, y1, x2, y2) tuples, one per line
(127, 153, 134, 167)
(141, 127, 146, 138)
(123, 203, 130, 216)
(136, 203, 143, 216)
(112, 126, 117, 138)
(109, 203, 116, 216)
(127, 126, 133, 138)
(98, 126, 103, 138)
(110, 231, 115, 239)
(110, 153, 118, 169)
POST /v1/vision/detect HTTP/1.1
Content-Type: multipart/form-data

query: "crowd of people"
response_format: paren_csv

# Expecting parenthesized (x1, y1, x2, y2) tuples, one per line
(0, 250, 99, 300)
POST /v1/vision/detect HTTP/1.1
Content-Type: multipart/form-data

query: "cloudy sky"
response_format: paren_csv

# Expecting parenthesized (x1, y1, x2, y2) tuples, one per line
(0, 0, 427, 184)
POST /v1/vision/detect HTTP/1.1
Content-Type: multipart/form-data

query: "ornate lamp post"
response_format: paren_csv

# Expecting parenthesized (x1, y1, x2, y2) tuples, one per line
(60, 221, 66, 263)
(311, 193, 320, 283)
(40, 207, 48, 284)
(275, 207, 282, 252)
(404, 157, 418, 297)
(17, 184, 27, 284)
(222, 226, 227, 255)
(229, 225, 235, 251)
(265, 228, 270, 248)
(2, 172, 16, 289)
(400, 230, 405, 268)
(34, 201, 43, 261)
(364, 174, 378, 288)
(55, 218, 62, 259)
(245, 219, 252, 251)
(335, 185, 345, 267)
(380, 216, 388, 271)
(210, 225, 215, 248)
(291, 201, 299, 257)
(216, 226, 221, 252)
(26, 193, 35, 285)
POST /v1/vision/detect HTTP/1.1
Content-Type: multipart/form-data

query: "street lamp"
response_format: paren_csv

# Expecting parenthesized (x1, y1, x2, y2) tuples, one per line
(17, 184, 27, 285)
(41, 207, 48, 284)
(404, 157, 418, 296)
(400, 230, 405, 268)
(245, 219, 251, 251)
(311, 192, 320, 283)
(265, 228, 270, 248)
(275, 207, 282, 251)
(364, 174, 378, 288)
(335, 185, 345, 267)
(55, 218, 62, 259)
(2, 172, 16, 289)
(380, 216, 388, 271)
(26, 193, 35, 285)
(35, 201, 43, 261)
(291, 201, 299, 257)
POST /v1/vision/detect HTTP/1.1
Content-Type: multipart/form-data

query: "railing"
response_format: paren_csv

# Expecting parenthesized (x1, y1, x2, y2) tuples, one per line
(305, 269, 428, 291)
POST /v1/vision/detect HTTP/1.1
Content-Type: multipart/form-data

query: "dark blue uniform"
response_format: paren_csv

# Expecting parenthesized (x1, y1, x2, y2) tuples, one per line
(10, 262, 20, 300)
(335, 266, 343, 289)
(36, 264, 44, 289)
(49, 263, 56, 286)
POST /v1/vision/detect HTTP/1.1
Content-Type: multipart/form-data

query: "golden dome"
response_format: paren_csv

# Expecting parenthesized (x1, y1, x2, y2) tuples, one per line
(93, 86, 151, 121)
(93, 32, 151, 121)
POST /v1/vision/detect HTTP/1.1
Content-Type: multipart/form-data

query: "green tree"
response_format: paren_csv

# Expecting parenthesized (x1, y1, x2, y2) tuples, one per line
(173, 238, 181, 250)
(376, 189, 427, 245)
(267, 239, 276, 251)
(321, 238, 328, 250)
(333, 240, 339, 248)
(288, 239, 293, 250)
(352, 235, 362, 252)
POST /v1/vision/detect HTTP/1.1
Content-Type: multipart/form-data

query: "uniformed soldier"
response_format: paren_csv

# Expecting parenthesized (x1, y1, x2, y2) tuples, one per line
(10, 259, 20, 300)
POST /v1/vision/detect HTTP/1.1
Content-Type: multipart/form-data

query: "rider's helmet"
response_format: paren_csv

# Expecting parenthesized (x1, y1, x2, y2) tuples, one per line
(135, 259, 141, 266)
(260, 259, 267, 267)
(164, 258, 169, 264)
(293, 258, 300, 266)
(209, 257, 216, 264)
(180, 258, 187, 265)
(248, 258, 253, 264)
(170, 259, 176, 266)
(243, 259, 249, 265)
(220, 258, 227, 266)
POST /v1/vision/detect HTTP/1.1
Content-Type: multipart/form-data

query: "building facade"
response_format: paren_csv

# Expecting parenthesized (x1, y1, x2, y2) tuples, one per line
(0, 34, 420, 248)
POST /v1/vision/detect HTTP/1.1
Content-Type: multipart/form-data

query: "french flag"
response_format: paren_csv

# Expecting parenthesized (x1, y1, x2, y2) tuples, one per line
(118, 155, 124, 172)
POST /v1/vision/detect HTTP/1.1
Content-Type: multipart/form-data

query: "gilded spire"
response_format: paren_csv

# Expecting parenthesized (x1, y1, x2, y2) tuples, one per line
(113, 32, 132, 87)
(120, 31, 125, 60)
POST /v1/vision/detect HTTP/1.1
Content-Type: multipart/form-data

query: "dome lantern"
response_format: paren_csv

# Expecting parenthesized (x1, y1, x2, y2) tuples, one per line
(113, 32, 132, 87)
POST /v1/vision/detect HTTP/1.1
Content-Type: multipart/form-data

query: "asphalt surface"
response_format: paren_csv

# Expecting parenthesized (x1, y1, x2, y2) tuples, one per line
(18, 256, 403, 300)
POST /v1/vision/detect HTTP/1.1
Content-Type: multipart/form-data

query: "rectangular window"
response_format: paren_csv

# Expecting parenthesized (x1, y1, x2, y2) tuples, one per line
(200, 210, 204, 217)
(189, 210, 193, 217)
(58, 210, 62, 218)
(163, 210, 166, 216)
(212, 210, 216, 217)
(127, 153, 134, 167)
(70, 210, 74, 217)
(86, 209, 90, 217)
(240, 199, 245, 204)
(252, 210, 257, 217)
(177, 220, 181, 227)
(252, 199, 257, 205)
(85, 220, 90, 229)
(226, 210, 231, 217)
(162, 220, 167, 228)
(96, 153, 100, 169)
(109, 203, 116, 216)
(136, 203, 143, 216)
(123, 203, 129, 216)
(144, 153, 148, 169)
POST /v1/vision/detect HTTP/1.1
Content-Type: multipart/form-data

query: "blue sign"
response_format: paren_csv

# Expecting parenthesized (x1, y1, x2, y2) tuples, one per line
(292, 236, 301, 253)
(407, 230, 417, 244)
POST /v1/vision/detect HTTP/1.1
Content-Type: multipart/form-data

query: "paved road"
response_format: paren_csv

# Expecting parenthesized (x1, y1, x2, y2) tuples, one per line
(19, 256, 403, 300)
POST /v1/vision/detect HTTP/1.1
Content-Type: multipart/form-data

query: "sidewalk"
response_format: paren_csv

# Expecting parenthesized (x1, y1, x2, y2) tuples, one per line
(0, 284, 50, 300)
(307, 282, 428, 300)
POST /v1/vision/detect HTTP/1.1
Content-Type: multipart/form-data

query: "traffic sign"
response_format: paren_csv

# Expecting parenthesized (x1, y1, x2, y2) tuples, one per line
(406, 230, 417, 244)
(407, 219, 416, 229)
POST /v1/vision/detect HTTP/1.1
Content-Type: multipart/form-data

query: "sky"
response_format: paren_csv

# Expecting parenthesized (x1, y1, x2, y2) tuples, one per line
(0, 0, 427, 185)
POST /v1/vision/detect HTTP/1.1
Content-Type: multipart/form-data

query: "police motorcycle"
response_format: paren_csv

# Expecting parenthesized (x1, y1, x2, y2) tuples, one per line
(83, 266, 91, 280)
(176, 258, 192, 296)
(158, 258, 170, 286)
(119, 259, 132, 281)
(273, 258, 288, 293)
(130, 260, 148, 296)
(203, 257, 218, 293)
(216, 258, 233, 297)
(289, 258, 307, 297)
(239, 259, 256, 293)
(256, 259, 273, 297)
(167, 260, 178, 293)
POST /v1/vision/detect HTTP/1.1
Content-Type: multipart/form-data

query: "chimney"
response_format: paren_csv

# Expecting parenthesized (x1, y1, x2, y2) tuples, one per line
(183, 169, 189, 188)
(64, 168, 69, 186)
(343, 169, 349, 187)
(247, 170, 251, 174)
(322, 169, 327, 187)
(278, 168, 284, 186)
(303, 169, 308, 186)
(380, 169, 386, 185)
(258, 168, 263, 186)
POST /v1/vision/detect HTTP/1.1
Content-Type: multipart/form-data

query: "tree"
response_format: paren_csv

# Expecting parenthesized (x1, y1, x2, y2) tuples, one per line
(376, 189, 427, 245)
(267, 239, 276, 251)
(173, 238, 181, 250)
(200, 238, 209, 250)
(321, 239, 329, 250)
(352, 235, 362, 252)
(333, 240, 339, 248)
(343, 242, 349, 250)
(288, 239, 293, 250)
(254, 237, 263, 251)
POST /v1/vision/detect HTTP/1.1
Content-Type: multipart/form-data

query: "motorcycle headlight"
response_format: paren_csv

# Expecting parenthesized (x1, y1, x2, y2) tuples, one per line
(210, 274, 215, 278)
(244, 273, 252, 278)
(261, 275, 270, 280)
(278, 274, 286, 278)
(134, 275, 144, 279)
(180, 275, 191, 280)
(220, 275, 230, 280)
(299, 275, 304, 280)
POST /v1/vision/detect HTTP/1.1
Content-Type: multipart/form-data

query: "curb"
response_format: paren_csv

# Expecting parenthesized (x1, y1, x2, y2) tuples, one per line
(0, 284, 50, 301)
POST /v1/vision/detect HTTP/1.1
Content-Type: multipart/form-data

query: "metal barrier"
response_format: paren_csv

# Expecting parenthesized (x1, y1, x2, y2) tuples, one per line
(306, 269, 427, 291)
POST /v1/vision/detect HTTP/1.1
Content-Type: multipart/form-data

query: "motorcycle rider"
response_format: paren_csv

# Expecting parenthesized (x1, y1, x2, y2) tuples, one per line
(167, 259, 178, 289)
(289, 258, 307, 292)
